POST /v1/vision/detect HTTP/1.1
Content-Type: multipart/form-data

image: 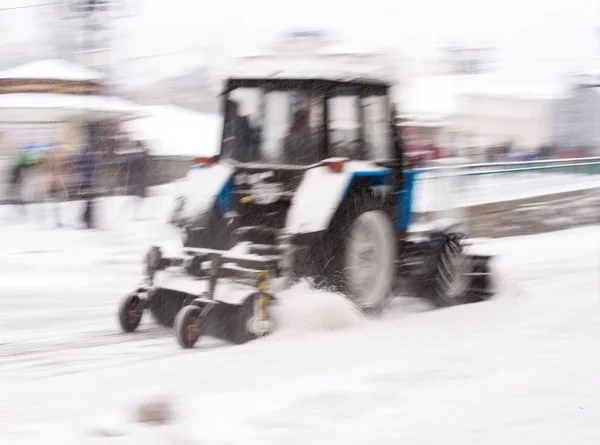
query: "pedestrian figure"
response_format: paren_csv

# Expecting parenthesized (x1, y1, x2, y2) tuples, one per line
(72, 145, 98, 229)
(5, 146, 35, 222)
(124, 140, 149, 220)
(38, 143, 67, 227)
(7, 163, 26, 221)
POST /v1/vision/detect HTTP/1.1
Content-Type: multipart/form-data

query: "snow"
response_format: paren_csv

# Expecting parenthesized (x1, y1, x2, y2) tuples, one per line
(286, 161, 392, 233)
(0, 59, 104, 82)
(319, 43, 380, 56)
(1, 184, 600, 444)
(178, 163, 232, 219)
(229, 57, 393, 85)
(286, 163, 362, 233)
(0, 93, 140, 123)
(124, 105, 222, 157)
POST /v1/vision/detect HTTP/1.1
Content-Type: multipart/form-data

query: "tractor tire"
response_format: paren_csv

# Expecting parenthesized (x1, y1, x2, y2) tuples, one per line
(427, 232, 472, 308)
(314, 194, 396, 315)
(463, 259, 495, 303)
(148, 289, 191, 328)
(174, 305, 203, 349)
(118, 292, 144, 333)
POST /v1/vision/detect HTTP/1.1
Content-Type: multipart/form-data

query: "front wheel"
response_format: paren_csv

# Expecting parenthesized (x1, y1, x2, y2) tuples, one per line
(174, 305, 203, 349)
(118, 293, 144, 333)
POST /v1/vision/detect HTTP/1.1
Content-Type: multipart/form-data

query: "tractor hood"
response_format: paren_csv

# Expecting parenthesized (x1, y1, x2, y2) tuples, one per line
(231, 164, 306, 206)
(230, 164, 308, 230)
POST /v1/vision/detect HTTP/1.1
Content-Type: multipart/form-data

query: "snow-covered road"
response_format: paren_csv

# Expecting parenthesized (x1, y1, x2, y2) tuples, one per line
(1, 191, 599, 444)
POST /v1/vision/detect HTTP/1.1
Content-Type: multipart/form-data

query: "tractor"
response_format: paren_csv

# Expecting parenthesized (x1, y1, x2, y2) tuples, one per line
(118, 62, 495, 348)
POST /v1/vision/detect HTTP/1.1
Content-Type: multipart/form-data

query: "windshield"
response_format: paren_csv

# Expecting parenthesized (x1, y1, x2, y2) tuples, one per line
(221, 87, 324, 165)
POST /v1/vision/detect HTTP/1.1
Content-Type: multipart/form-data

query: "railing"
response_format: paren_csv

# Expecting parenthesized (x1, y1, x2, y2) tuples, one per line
(412, 157, 600, 213)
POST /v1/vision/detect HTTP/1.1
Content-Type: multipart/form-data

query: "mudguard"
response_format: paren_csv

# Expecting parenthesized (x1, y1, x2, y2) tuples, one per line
(285, 161, 389, 234)
(179, 163, 234, 220)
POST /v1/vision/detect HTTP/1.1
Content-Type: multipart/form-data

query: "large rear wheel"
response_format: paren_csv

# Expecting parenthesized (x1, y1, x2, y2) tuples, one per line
(315, 196, 396, 314)
(430, 233, 471, 307)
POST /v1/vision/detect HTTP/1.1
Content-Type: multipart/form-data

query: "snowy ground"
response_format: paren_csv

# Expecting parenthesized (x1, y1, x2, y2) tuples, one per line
(1, 187, 600, 444)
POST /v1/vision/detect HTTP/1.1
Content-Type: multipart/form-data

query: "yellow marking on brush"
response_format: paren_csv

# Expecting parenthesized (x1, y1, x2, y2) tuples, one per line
(258, 294, 270, 319)
(258, 294, 269, 305)
(257, 281, 269, 291)
(240, 196, 254, 204)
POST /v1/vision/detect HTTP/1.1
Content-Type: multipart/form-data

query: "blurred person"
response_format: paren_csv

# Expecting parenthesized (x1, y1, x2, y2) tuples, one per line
(284, 108, 320, 165)
(38, 143, 68, 228)
(102, 130, 122, 196)
(5, 142, 37, 221)
(6, 158, 26, 221)
(222, 99, 260, 162)
(71, 144, 99, 229)
(124, 140, 149, 220)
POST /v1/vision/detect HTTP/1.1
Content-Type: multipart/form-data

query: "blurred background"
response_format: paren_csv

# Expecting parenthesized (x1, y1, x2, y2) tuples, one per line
(1, 0, 600, 181)
(1, 0, 600, 236)
(3, 2, 600, 443)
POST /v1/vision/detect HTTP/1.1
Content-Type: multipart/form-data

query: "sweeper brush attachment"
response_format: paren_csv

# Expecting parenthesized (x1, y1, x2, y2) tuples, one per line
(118, 246, 278, 349)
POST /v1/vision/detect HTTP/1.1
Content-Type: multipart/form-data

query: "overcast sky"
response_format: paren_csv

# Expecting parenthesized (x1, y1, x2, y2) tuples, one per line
(2, 0, 600, 82)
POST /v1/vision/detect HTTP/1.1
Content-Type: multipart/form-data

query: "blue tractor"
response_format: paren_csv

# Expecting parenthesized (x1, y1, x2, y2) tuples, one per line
(118, 67, 495, 348)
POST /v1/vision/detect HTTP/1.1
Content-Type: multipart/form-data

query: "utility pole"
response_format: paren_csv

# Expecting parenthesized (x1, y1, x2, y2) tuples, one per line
(66, 0, 130, 94)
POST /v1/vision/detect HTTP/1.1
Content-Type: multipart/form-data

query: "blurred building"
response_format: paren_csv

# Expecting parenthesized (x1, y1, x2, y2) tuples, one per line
(456, 75, 564, 160)
(439, 45, 497, 75)
(395, 75, 460, 160)
(551, 73, 600, 157)
(234, 30, 398, 84)
(397, 76, 564, 161)
(395, 45, 494, 160)
(396, 45, 565, 162)
(0, 58, 138, 161)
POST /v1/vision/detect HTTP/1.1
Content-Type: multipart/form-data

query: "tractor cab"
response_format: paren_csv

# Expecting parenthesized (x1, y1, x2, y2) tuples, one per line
(218, 77, 396, 166)
(176, 71, 409, 244)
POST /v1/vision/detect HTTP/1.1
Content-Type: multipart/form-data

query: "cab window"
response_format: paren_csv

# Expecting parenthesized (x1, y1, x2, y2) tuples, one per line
(362, 93, 392, 160)
(326, 91, 361, 159)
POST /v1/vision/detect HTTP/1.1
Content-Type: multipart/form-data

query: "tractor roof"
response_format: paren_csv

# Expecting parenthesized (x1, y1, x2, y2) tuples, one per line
(225, 58, 393, 89)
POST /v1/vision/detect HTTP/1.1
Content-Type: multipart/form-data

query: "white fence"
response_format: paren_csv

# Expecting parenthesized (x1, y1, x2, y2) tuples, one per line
(413, 157, 600, 213)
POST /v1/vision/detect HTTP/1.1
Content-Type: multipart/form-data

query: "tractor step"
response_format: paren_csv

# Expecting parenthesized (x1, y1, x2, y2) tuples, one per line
(234, 226, 279, 245)
(185, 260, 273, 282)
(248, 244, 286, 257)
(182, 247, 279, 273)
